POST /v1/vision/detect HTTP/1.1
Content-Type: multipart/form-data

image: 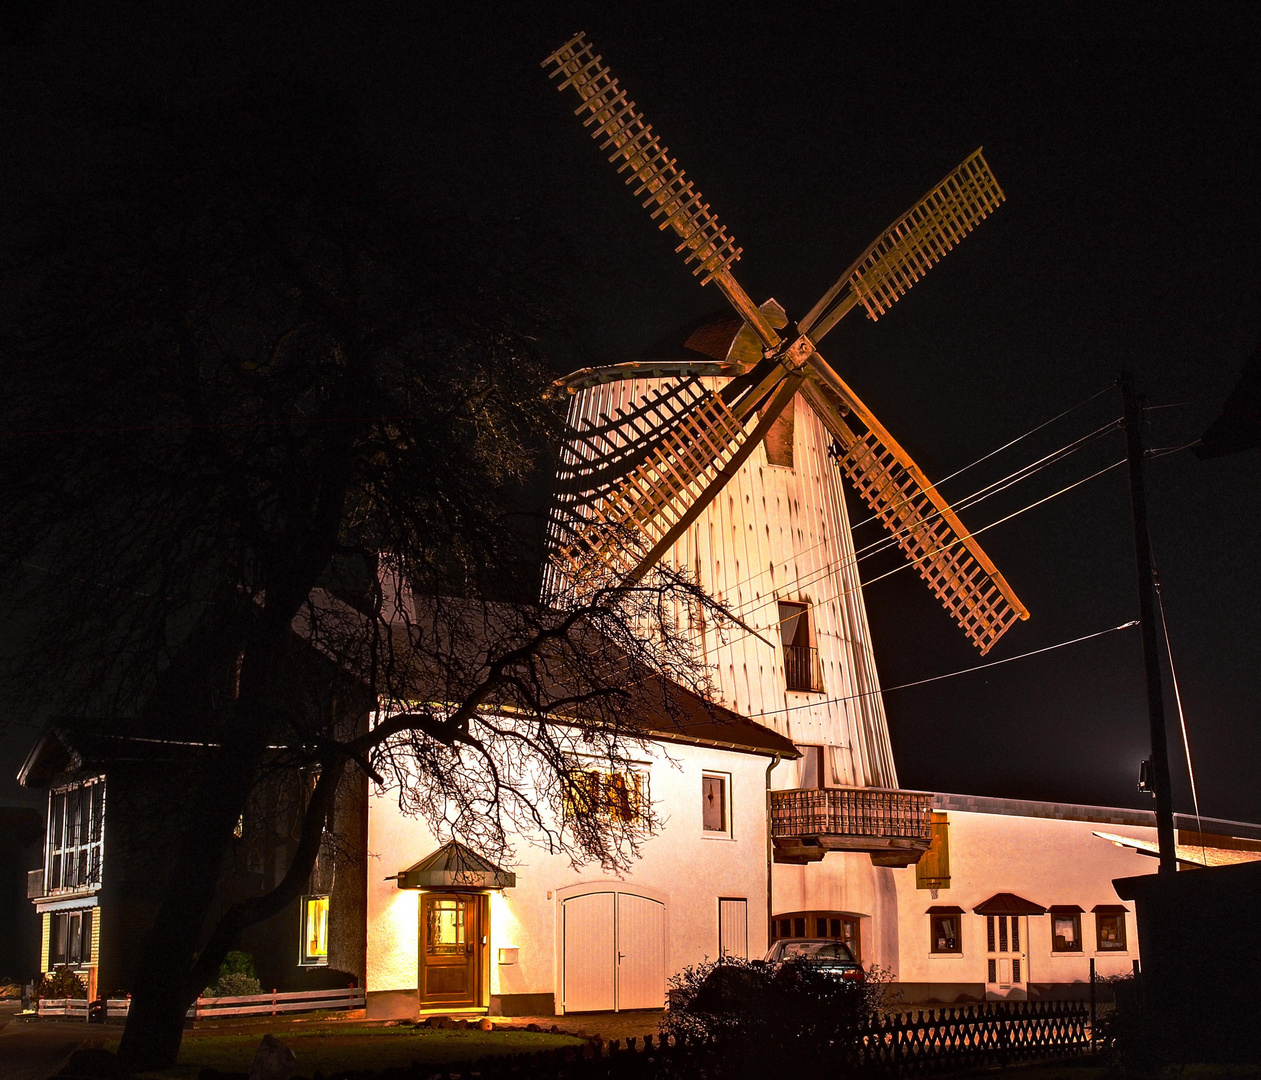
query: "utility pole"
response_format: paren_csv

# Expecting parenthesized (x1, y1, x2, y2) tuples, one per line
(1119, 371, 1177, 874)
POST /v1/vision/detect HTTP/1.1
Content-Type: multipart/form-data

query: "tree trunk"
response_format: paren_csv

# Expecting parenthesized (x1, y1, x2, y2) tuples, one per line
(117, 620, 289, 1069)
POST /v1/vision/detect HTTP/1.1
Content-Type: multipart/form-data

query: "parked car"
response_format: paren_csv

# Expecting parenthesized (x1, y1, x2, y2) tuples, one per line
(761, 938, 865, 982)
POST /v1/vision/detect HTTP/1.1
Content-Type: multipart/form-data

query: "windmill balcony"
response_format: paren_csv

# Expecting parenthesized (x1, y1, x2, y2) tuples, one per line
(783, 645, 823, 692)
(770, 786, 934, 867)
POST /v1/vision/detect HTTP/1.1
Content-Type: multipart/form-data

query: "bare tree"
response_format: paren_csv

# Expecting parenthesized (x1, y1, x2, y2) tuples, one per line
(0, 72, 734, 1068)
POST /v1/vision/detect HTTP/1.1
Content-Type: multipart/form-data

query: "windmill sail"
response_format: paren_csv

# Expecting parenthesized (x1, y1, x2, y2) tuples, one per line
(543, 32, 781, 348)
(800, 375, 1028, 654)
(800, 150, 1006, 342)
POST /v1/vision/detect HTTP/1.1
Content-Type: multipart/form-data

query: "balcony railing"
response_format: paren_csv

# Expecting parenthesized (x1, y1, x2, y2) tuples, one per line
(784, 645, 822, 692)
(770, 786, 934, 867)
(27, 868, 45, 900)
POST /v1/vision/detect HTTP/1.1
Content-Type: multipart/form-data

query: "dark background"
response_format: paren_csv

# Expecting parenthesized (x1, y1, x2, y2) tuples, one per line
(2, 3, 1258, 822)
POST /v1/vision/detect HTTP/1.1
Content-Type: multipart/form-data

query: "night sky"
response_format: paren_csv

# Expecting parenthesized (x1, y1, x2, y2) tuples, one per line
(3, 4, 1259, 822)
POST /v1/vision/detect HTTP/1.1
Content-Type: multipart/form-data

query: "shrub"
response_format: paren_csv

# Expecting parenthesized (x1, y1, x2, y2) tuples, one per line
(662, 957, 886, 1075)
(203, 951, 261, 998)
(36, 966, 87, 1000)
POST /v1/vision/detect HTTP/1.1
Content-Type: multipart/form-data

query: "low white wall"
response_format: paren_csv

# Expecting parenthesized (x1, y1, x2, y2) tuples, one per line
(890, 810, 1155, 991)
(366, 739, 772, 1007)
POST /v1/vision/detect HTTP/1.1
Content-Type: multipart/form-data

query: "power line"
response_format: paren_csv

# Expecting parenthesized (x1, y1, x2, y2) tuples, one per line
(713, 457, 1127, 640)
(847, 383, 1116, 535)
(712, 385, 1118, 599)
(747, 619, 1140, 718)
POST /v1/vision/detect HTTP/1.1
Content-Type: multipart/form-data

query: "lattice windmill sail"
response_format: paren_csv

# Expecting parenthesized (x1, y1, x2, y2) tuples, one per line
(542, 32, 1028, 654)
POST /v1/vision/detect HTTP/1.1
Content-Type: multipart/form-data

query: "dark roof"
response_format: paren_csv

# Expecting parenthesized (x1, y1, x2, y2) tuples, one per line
(316, 592, 798, 761)
(926, 905, 965, 914)
(973, 893, 1047, 916)
(1199, 338, 1261, 458)
(17, 722, 212, 787)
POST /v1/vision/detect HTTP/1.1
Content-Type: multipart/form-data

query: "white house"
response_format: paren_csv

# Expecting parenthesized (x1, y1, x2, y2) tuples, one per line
(365, 700, 795, 1018)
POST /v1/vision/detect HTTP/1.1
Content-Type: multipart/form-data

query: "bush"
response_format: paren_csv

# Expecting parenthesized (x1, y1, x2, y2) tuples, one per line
(662, 957, 886, 1075)
(203, 951, 261, 998)
(36, 966, 87, 1000)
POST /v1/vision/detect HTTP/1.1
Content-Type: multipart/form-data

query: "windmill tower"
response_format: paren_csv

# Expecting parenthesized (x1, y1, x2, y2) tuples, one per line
(540, 33, 1028, 964)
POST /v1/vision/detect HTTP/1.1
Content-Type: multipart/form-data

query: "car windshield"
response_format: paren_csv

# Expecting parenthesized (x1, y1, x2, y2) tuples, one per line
(781, 941, 855, 962)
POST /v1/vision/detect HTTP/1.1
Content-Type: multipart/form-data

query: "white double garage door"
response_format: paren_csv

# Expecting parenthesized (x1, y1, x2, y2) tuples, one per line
(561, 889, 666, 1012)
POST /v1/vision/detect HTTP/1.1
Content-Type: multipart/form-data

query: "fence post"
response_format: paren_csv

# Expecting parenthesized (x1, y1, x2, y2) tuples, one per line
(1088, 958, 1096, 1051)
(271, 988, 277, 1017)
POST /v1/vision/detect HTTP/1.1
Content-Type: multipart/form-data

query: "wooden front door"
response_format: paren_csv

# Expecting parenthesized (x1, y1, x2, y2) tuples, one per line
(984, 915, 1028, 1000)
(420, 893, 485, 1007)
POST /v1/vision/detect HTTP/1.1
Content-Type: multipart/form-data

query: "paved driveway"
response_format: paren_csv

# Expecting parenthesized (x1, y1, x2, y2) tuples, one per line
(0, 1006, 95, 1080)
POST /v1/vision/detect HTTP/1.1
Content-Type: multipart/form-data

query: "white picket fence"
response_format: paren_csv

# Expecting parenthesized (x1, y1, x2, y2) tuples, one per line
(38, 986, 365, 1021)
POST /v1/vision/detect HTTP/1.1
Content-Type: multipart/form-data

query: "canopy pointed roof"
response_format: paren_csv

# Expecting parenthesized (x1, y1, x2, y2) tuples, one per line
(394, 839, 515, 890)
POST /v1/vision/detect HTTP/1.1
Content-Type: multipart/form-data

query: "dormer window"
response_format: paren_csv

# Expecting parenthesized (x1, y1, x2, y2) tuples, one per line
(778, 601, 822, 693)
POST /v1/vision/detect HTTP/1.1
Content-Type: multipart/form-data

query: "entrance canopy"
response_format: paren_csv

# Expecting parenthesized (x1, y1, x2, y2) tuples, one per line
(973, 893, 1046, 916)
(393, 839, 516, 890)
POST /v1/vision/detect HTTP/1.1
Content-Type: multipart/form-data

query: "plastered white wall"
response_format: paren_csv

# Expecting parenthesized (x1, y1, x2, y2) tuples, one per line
(366, 738, 773, 1002)
(890, 810, 1156, 987)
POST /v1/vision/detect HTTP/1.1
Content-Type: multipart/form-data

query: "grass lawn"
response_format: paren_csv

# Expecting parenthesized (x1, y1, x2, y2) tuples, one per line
(104, 1023, 586, 1079)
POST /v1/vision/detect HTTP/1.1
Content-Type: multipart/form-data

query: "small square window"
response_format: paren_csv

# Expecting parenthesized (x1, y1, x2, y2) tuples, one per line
(301, 894, 330, 966)
(1096, 912, 1127, 952)
(702, 773, 729, 835)
(930, 914, 961, 954)
(1051, 912, 1082, 952)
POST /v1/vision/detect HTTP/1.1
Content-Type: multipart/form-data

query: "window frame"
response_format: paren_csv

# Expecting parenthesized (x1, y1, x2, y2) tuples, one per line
(1049, 907, 1084, 953)
(1094, 908, 1128, 952)
(49, 908, 94, 968)
(929, 912, 963, 955)
(46, 778, 105, 894)
(770, 909, 861, 963)
(777, 600, 823, 694)
(701, 771, 732, 838)
(300, 893, 330, 967)
(563, 765, 650, 828)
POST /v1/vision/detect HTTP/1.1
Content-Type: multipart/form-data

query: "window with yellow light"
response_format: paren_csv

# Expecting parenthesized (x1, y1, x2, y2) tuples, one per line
(301, 894, 329, 965)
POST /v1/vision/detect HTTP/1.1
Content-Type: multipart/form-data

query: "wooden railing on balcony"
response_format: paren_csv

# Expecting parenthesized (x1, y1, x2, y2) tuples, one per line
(783, 645, 822, 692)
(770, 786, 934, 867)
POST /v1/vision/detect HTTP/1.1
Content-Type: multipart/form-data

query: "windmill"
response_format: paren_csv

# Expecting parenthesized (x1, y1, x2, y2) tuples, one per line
(541, 32, 1028, 657)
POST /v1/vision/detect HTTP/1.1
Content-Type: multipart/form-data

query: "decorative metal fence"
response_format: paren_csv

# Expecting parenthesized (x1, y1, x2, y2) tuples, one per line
(783, 645, 822, 692)
(861, 1001, 1091, 1073)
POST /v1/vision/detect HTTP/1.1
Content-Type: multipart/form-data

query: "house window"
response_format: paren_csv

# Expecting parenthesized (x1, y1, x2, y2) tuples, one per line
(1049, 906, 1083, 952)
(928, 907, 963, 953)
(778, 601, 822, 692)
(47, 779, 105, 893)
(564, 769, 648, 825)
(702, 773, 729, 834)
(771, 910, 860, 961)
(1094, 906, 1128, 951)
(49, 909, 93, 967)
(301, 895, 329, 965)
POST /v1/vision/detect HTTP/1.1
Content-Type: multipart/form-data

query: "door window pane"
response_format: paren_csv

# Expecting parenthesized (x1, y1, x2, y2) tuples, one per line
(427, 899, 467, 955)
